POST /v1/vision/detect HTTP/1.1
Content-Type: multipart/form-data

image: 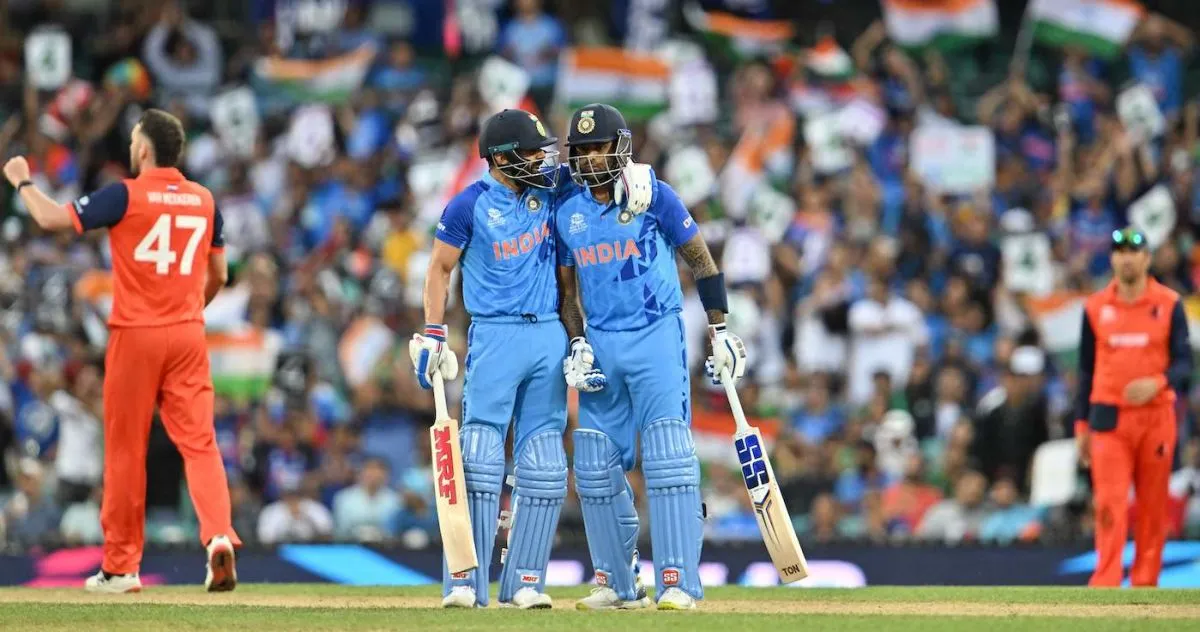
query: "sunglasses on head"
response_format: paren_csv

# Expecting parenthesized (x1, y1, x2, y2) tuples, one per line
(1111, 229, 1147, 251)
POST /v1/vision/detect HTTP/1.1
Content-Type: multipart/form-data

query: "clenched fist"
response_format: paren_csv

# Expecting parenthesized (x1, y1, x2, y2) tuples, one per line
(3, 156, 31, 187)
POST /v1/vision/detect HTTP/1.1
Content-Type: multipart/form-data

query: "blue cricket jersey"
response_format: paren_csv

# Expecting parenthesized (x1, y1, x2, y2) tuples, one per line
(435, 171, 563, 320)
(555, 180, 698, 331)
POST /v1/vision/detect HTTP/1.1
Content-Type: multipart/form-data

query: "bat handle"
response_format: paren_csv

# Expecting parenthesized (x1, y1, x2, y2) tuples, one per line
(432, 372, 450, 421)
(719, 367, 752, 434)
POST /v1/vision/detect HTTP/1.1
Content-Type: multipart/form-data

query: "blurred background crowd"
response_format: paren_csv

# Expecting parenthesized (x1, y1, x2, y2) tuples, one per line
(2, 0, 1200, 552)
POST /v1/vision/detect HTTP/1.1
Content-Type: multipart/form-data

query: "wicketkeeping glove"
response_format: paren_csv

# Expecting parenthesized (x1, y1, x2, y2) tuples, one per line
(563, 336, 607, 392)
(614, 162, 654, 215)
(409, 324, 459, 390)
(705, 323, 747, 386)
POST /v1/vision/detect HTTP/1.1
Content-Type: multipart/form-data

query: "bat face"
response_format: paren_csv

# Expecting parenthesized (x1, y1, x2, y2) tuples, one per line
(734, 428, 809, 583)
(432, 425, 459, 505)
(431, 419, 477, 573)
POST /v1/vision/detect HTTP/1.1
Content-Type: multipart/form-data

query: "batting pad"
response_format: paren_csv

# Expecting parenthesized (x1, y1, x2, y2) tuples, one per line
(442, 423, 505, 605)
(642, 417, 704, 600)
(573, 429, 641, 600)
(498, 429, 567, 602)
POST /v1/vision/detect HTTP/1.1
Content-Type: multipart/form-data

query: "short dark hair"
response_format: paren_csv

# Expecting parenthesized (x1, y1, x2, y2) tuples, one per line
(137, 109, 185, 167)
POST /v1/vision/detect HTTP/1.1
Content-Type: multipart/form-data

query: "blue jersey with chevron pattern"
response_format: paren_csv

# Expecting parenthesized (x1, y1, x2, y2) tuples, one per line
(554, 180, 698, 332)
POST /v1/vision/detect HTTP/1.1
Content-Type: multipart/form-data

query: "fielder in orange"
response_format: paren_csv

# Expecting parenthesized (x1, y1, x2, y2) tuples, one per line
(4, 109, 241, 593)
(1075, 227, 1190, 588)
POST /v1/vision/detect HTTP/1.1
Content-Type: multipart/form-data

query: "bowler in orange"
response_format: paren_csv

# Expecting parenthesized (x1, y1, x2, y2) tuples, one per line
(1075, 227, 1190, 587)
(4, 109, 241, 593)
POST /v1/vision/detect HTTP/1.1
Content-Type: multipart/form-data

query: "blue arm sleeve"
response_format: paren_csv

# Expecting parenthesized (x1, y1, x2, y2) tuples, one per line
(1074, 311, 1096, 423)
(71, 183, 128, 232)
(1167, 300, 1192, 393)
(650, 181, 699, 247)
(434, 189, 477, 249)
(212, 207, 226, 249)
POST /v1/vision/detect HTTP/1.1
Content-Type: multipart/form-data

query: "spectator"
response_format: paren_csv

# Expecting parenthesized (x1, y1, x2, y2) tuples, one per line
(497, 0, 565, 112)
(979, 477, 1041, 545)
(882, 453, 943, 536)
(51, 360, 102, 505)
(847, 276, 927, 405)
(971, 346, 1052, 492)
(332, 457, 399, 541)
(141, 2, 222, 117)
(60, 485, 103, 545)
(917, 469, 990, 543)
(257, 479, 334, 544)
(791, 373, 844, 445)
(2, 458, 60, 545)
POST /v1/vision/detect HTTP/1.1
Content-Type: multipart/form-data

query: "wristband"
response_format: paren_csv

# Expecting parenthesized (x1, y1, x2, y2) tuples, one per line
(15, 180, 33, 193)
(696, 273, 728, 314)
(423, 323, 446, 342)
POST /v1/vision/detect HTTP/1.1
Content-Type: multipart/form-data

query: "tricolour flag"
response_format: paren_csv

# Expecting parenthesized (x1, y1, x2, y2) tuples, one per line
(683, 1, 794, 59)
(208, 328, 283, 401)
(883, 0, 999, 52)
(1025, 292, 1088, 353)
(1028, 0, 1144, 60)
(253, 44, 376, 104)
(806, 36, 854, 82)
(555, 47, 670, 122)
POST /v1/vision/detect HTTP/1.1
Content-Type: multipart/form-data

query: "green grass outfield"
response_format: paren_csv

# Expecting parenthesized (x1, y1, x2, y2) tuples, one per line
(2, 584, 1200, 631)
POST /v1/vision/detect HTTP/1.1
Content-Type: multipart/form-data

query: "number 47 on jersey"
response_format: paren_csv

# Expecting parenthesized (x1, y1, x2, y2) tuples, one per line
(134, 214, 209, 275)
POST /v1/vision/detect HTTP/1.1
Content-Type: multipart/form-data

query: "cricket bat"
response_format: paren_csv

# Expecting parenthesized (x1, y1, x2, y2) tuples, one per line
(720, 368, 809, 584)
(430, 372, 478, 574)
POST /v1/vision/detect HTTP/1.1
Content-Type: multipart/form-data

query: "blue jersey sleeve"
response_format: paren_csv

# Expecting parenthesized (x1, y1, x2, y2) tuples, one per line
(212, 207, 226, 249)
(70, 183, 128, 232)
(650, 181, 698, 247)
(435, 186, 480, 249)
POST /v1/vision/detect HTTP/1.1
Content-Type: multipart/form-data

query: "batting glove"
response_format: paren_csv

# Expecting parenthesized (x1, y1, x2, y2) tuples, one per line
(563, 336, 607, 392)
(614, 162, 654, 215)
(705, 323, 747, 386)
(409, 324, 459, 390)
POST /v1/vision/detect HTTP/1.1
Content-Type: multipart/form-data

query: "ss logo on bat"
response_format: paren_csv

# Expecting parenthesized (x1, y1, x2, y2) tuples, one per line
(735, 435, 770, 488)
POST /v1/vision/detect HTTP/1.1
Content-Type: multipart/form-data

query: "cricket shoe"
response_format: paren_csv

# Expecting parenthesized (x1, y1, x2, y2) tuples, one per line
(205, 535, 238, 592)
(84, 571, 142, 594)
(442, 585, 478, 608)
(575, 585, 652, 610)
(656, 587, 697, 611)
(500, 587, 553, 609)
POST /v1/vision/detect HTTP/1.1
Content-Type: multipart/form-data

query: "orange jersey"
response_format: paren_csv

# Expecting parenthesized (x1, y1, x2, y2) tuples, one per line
(66, 167, 225, 328)
(1075, 279, 1191, 428)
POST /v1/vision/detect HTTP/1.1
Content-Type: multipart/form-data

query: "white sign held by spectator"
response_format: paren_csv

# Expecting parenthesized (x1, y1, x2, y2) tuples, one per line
(804, 114, 852, 175)
(1002, 232, 1054, 297)
(478, 55, 530, 113)
(211, 87, 261, 159)
(837, 98, 886, 146)
(1117, 84, 1165, 140)
(748, 185, 795, 243)
(286, 105, 336, 168)
(911, 125, 995, 194)
(1128, 184, 1176, 249)
(25, 30, 72, 90)
(665, 145, 716, 208)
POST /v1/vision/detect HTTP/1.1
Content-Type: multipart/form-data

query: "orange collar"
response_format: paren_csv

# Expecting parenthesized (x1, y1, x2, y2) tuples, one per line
(1104, 277, 1158, 305)
(136, 167, 184, 181)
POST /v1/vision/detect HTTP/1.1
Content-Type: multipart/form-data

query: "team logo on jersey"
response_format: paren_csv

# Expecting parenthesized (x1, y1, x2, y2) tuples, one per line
(526, 196, 542, 212)
(487, 208, 505, 227)
(617, 209, 634, 225)
(569, 212, 588, 234)
(1100, 305, 1116, 323)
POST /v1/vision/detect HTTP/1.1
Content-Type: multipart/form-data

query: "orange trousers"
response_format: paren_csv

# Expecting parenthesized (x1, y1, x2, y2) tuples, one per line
(101, 323, 242, 575)
(1088, 404, 1177, 587)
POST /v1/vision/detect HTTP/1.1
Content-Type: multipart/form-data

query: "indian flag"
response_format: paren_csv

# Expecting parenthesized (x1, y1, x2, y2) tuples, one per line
(208, 328, 283, 401)
(1025, 292, 1088, 353)
(253, 44, 376, 104)
(883, 0, 998, 52)
(806, 36, 854, 82)
(338, 316, 395, 388)
(1029, 0, 1144, 60)
(683, 1, 793, 59)
(555, 47, 670, 122)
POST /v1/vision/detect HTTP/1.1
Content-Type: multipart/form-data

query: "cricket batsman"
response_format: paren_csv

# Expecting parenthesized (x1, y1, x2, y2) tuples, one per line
(554, 103, 747, 610)
(3, 109, 240, 593)
(1075, 227, 1191, 587)
(411, 108, 654, 608)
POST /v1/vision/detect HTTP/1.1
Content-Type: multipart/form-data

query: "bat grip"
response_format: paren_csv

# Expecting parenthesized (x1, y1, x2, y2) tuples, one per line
(432, 372, 450, 421)
(720, 367, 752, 434)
